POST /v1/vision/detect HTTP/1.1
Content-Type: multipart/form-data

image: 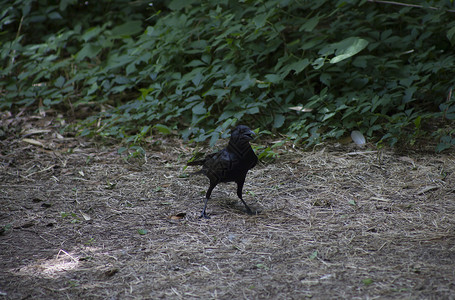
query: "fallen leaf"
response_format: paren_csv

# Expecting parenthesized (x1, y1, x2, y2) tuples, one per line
(339, 136, 353, 145)
(351, 130, 366, 145)
(370, 197, 390, 202)
(292, 157, 302, 164)
(417, 186, 439, 195)
(398, 156, 415, 165)
(22, 129, 52, 136)
(346, 150, 377, 156)
(105, 268, 119, 277)
(22, 138, 44, 148)
(80, 210, 91, 221)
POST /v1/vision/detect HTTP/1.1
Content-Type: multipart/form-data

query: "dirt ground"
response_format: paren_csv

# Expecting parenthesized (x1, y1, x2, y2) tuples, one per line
(1, 112, 455, 299)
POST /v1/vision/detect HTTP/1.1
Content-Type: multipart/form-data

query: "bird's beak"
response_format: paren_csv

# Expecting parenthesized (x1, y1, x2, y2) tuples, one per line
(245, 130, 256, 140)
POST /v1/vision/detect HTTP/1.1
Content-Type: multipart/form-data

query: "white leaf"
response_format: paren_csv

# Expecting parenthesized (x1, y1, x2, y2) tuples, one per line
(351, 130, 366, 145)
(80, 210, 91, 221)
(289, 106, 313, 112)
(22, 138, 44, 147)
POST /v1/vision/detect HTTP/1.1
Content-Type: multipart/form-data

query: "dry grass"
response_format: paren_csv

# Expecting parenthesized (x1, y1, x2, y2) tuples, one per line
(1, 113, 455, 299)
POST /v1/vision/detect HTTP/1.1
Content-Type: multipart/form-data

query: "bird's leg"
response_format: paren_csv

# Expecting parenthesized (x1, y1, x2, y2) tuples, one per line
(200, 182, 216, 219)
(200, 197, 210, 219)
(236, 180, 253, 215)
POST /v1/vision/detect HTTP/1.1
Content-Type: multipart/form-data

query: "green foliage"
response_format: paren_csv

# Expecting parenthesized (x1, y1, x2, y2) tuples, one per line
(60, 211, 79, 223)
(309, 250, 318, 260)
(137, 228, 148, 235)
(362, 278, 374, 286)
(255, 139, 285, 162)
(1, 0, 455, 151)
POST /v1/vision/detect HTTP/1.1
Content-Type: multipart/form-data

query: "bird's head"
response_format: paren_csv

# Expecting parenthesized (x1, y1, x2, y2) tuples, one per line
(231, 125, 255, 142)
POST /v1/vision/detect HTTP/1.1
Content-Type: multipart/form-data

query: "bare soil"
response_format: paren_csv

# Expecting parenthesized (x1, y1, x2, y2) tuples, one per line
(1, 112, 455, 299)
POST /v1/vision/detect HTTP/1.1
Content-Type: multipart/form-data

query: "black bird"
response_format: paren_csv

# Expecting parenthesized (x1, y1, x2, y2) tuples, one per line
(187, 125, 258, 219)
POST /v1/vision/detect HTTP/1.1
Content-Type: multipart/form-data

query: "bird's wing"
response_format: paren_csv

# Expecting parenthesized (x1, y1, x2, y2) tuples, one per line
(203, 149, 233, 171)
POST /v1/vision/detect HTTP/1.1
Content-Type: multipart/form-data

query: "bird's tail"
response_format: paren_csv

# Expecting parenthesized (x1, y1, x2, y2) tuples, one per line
(188, 170, 204, 176)
(186, 159, 205, 176)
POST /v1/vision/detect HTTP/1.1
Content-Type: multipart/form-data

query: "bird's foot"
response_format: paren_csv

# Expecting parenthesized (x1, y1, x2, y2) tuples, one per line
(245, 207, 254, 215)
(199, 212, 211, 219)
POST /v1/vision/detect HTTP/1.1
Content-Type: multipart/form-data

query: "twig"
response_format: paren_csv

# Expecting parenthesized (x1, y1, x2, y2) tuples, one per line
(10, 15, 24, 66)
(345, 150, 378, 156)
(24, 164, 55, 178)
(367, 0, 455, 13)
(57, 249, 78, 262)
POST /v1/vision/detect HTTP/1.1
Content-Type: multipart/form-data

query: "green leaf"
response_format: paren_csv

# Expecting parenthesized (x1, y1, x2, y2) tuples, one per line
(312, 57, 325, 69)
(414, 116, 421, 129)
(111, 21, 143, 37)
(322, 112, 336, 122)
(362, 278, 374, 286)
(253, 13, 267, 28)
(80, 129, 93, 137)
(81, 26, 103, 42)
(255, 263, 269, 270)
(403, 87, 417, 103)
(190, 40, 208, 50)
(219, 110, 235, 121)
(436, 142, 451, 152)
(447, 26, 455, 45)
(264, 74, 282, 84)
(168, 0, 198, 10)
(352, 56, 368, 68)
(329, 37, 369, 64)
(125, 63, 136, 76)
(48, 11, 62, 20)
(140, 125, 151, 135)
(309, 250, 318, 260)
(154, 124, 172, 135)
(246, 105, 260, 114)
(137, 229, 148, 235)
(186, 60, 205, 67)
(233, 74, 256, 92)
(299, 16, 319, 32)
(320, 73, 331, 86)
(192, 72, 204, 87)
(283, 59, 310, 75)
(209, 131, 221, 147)
(273, 114, 285, 128)
(117, 147, 128, 154)
(436, 136, 454, 152)
(54, 76, 65, 88)
(75, 44, 102, 61)
(192, 102, 207, 115)
(60, 0, 75, 11)
(87, 82, 98, 95)
(204, 89, 229, 99)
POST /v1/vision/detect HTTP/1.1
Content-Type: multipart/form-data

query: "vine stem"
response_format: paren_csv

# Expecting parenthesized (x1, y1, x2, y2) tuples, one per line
(367, 0, 455, 13)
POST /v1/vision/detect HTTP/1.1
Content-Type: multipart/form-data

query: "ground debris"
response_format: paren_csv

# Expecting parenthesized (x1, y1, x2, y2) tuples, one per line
(1, 113, 455, 299)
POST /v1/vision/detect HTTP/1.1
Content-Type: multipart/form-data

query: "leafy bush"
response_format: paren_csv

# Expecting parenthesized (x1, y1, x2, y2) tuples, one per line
(1, 0, 454, 150)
